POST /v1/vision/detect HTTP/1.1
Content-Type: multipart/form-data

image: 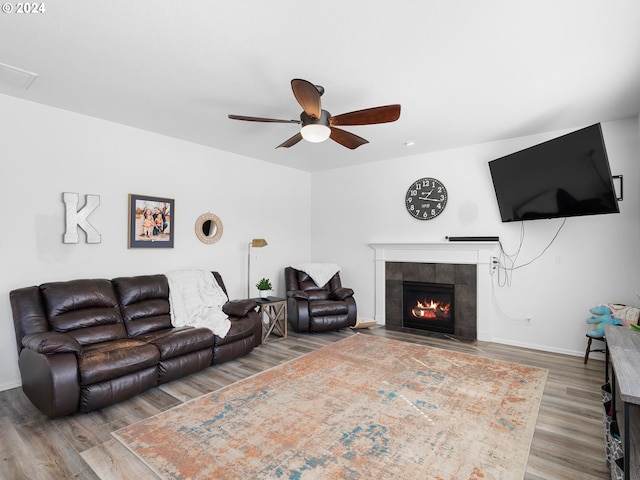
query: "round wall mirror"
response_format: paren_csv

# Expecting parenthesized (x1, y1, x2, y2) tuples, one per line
(195, 213, 223, 244)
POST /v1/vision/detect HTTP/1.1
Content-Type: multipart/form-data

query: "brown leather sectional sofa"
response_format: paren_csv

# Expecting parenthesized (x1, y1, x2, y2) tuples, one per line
(10, 272, 261, 419)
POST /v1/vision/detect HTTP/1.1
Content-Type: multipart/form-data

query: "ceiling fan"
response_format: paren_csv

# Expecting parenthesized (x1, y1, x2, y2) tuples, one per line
(228, 79, 401, 150)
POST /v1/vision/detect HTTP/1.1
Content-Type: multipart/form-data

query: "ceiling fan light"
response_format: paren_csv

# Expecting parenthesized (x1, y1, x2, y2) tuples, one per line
(301, 124, 331, 143)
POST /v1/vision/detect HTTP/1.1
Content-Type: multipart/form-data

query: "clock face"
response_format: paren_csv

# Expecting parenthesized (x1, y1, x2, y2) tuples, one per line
(405, 177, 448, 220)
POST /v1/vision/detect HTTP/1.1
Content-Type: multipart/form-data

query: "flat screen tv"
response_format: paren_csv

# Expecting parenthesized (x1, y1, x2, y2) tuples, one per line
(488, 123, 619, 222)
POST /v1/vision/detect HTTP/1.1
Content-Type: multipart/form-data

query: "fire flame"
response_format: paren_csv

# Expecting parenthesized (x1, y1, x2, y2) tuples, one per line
(416, 300, 438, 310)
(411, 299, 451, 319)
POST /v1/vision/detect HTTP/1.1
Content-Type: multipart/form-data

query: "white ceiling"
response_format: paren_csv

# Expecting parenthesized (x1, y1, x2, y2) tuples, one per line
(1, 1, 639, 172)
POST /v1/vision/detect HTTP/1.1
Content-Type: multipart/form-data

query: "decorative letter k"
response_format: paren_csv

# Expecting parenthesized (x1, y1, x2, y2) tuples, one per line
(63, 192, 102, 244)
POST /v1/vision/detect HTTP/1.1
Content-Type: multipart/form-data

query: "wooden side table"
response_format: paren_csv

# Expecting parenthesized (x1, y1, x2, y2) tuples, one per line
(253, 297, 287, 343)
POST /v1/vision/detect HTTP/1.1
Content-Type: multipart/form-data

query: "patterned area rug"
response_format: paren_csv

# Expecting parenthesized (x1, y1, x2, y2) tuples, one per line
(113, 334, 548, 479)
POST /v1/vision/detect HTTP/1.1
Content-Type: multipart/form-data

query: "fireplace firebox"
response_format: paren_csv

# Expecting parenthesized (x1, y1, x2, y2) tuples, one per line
(385, 262, 477, 340)
(403, 281, 455, 334)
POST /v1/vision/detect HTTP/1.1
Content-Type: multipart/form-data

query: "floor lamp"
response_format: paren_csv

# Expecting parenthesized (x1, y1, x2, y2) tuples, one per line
(247, 238, 268, 298)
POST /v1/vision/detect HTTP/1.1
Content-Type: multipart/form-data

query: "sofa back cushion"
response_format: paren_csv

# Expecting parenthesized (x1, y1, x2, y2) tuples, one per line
(112, 274, 172, 337)
(40, 279, 127, 346)
(296, 271, 323, 291)
(294, 270, 343, 300)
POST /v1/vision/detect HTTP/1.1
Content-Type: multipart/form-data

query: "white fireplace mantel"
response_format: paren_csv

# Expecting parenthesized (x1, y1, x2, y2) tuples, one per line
(369, 242, 499, 341)
(370, 242, 498, 264)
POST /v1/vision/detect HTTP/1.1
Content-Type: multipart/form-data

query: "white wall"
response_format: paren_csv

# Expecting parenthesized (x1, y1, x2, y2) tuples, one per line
(0, 94, 311, 390)
(311, 116, 640, 357)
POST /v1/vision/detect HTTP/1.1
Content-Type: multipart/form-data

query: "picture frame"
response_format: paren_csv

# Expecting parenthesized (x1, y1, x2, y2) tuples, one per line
(128, 194, 174, 248)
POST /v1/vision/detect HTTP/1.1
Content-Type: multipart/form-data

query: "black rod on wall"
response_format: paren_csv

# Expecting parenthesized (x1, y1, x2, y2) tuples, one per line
(613, 175, 623, 201)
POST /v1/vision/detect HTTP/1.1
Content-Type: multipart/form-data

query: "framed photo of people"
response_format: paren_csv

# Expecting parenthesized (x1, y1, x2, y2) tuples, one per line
(128, 194, 174, 248)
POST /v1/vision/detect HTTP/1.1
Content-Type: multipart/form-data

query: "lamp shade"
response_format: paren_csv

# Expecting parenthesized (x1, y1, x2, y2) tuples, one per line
(301, 124, 331, 143)
(251, 238, 268, 248)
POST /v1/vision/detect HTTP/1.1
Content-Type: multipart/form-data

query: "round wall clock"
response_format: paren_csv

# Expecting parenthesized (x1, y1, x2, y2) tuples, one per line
(405, 177, 448, 220)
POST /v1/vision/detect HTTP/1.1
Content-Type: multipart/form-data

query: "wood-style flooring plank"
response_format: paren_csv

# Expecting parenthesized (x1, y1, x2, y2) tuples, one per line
(0, 416, 35, 480)
(81, 439, 158, 480)
(6, 417, 100, 479)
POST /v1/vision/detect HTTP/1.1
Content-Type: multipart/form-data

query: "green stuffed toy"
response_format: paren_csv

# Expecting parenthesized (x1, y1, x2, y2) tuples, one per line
(586, 305, 622, 338)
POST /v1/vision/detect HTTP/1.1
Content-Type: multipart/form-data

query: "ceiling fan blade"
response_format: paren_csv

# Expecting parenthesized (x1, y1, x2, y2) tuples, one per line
(276, 132, 303, 148)
(329, 127, 369, 150)
(228, 114, 300, 124)
(291, 79, 322, 119)
(330, 104, 401, 126)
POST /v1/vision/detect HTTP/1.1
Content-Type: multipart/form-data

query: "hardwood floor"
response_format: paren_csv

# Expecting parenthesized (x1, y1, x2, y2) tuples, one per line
(0, 327, 610, 479)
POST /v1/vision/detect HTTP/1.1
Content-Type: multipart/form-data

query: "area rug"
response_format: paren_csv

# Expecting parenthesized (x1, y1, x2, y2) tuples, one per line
(113, 334, 548, 479)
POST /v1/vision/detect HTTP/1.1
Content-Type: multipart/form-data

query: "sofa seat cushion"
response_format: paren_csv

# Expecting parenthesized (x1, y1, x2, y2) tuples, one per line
(213, 335, 255, 365)
(309, 300, 348, 317)
(80, 366, 158, 413)
(78, 339, 160, 386)
(158, 349, 213, 384)
(214, 316, 257, 347)
(146, 327, 215, 360)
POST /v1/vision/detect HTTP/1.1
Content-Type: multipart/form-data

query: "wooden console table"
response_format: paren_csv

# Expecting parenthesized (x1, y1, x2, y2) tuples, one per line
(604, 325, 640, 479)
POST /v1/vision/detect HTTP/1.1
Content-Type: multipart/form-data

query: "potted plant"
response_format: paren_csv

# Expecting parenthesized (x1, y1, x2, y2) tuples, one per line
(256, 277, 272, 298)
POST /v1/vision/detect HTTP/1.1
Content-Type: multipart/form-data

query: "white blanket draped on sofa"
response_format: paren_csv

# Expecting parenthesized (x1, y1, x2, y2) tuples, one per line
(165, 270, 231, 338)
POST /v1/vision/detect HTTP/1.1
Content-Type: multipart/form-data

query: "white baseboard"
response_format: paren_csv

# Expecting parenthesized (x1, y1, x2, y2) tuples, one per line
(0, 380, 21, 392)
(489, 336, 586, 358)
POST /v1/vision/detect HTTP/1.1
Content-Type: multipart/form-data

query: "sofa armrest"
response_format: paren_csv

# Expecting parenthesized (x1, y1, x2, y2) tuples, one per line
(331, 287, 354, 301)
(223, 299, 258, 318)
(22, 332, 81, 354)
(19, 348, 80, 418)
(287, 290, 309, 300)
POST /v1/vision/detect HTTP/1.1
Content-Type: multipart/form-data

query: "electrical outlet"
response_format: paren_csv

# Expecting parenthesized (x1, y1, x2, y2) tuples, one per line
(526, 315, 533, 325)
(490, 255, 498, 274)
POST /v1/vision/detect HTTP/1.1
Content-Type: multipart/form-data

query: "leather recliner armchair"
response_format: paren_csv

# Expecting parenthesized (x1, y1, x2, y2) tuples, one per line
(284, 266, 357, 332)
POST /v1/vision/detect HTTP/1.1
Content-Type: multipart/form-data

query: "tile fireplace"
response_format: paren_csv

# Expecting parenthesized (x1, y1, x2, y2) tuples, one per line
(370, 242, 498, 342)
(385, 262, 477, 340)
(386, 262, 477, 339)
